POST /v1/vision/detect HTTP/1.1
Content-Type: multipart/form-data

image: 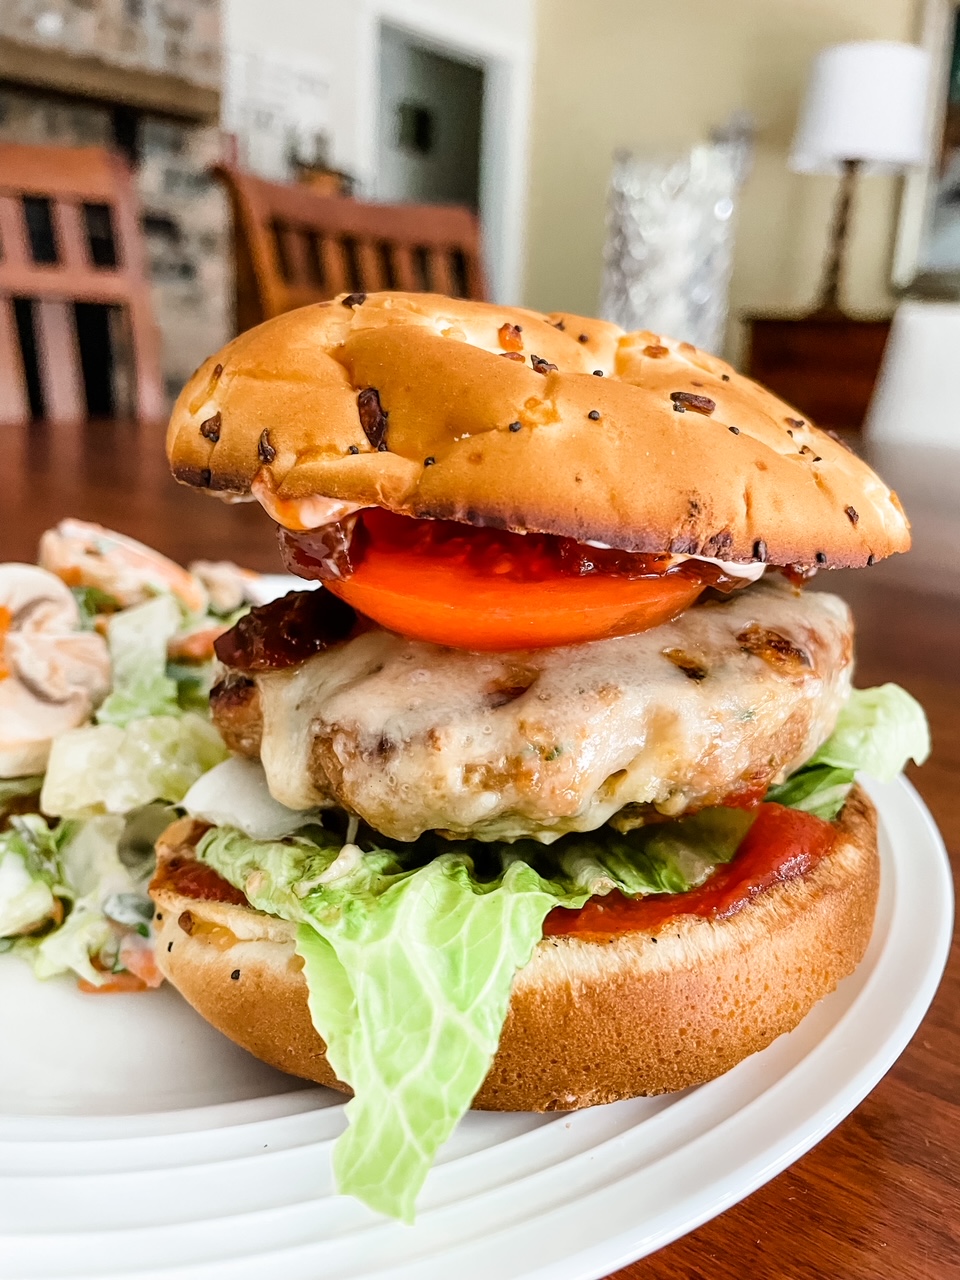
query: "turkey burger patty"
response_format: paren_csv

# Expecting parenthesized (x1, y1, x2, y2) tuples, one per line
(210, 577, 853, 842)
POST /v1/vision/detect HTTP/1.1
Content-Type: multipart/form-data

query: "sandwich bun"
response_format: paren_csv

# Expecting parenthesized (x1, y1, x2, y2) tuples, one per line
(166, 292, 909, 569)
(150, 786, 879, 1110)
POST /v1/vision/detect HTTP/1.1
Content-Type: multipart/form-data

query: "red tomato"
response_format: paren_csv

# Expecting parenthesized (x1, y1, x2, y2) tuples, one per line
(318, 511, 705, 650)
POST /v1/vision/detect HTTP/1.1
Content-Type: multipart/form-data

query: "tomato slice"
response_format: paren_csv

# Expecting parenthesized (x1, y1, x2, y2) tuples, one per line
(315, 512, 705, 650)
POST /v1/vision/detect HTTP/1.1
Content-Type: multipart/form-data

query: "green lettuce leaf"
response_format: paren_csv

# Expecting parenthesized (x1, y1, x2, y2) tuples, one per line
(71, 585, 121, 629)
(0, 852, 57, 937)
(167, 660, 217, 715)
(96, 596, 182, 726)
(0, 815, 66, 937)
(40, 714, 227, 818)
(764, 764, 856, 820)
(0, 814, 73, 948)
(296, 859, 582, 1221)
(197, 808, 752, 1221)
(30, 815, 128, 983)
(810, 683, 930, 778)
(768, 683, 929, 819)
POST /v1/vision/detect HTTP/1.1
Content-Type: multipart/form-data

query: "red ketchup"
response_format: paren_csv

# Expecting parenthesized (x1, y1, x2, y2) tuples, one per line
(543, 804, 837, 939)
(153, 855, 247, 906)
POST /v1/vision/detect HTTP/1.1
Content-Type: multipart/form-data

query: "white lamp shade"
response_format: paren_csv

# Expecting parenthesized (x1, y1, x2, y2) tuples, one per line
(790, 41, 931, 175)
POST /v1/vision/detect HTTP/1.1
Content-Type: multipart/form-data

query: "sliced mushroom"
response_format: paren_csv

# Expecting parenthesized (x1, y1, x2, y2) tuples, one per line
(0, 565, 111, 777)
(38, 519, 208, 615)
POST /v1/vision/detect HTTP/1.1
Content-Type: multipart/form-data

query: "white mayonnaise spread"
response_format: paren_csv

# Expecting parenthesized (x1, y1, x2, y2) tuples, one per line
(251, 478, 366, 533)
(582, 541, 766, 581)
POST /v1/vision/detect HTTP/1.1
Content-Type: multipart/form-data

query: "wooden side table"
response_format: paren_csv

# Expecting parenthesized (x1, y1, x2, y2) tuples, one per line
(742, 314, 891, 430)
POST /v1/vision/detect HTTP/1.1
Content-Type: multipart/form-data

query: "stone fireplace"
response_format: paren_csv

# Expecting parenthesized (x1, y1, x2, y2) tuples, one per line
(0, 0, 231, 405)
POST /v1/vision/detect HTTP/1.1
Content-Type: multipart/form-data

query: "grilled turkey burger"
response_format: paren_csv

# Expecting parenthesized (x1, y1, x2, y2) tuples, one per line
(154, 292, 928, 1220)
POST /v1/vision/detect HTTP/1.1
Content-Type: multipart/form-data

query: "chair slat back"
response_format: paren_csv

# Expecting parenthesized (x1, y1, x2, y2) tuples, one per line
(215, 164, 487, 330)
(0, 143, 164, 425)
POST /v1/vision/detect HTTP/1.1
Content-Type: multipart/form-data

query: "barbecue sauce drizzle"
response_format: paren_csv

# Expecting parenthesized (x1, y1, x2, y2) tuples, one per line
(278, 509, 759, 592)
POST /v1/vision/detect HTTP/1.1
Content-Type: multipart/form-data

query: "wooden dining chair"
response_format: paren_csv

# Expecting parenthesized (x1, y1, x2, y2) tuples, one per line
(0, 143, 164, 425)
(215, 164, 487, 332)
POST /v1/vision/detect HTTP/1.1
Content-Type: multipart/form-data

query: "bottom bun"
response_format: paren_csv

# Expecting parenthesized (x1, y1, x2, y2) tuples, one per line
(150, 787, 879, 1111)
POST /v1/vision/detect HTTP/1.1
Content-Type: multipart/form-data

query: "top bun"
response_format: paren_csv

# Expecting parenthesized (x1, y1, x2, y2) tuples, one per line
(167, 292, 909, 568)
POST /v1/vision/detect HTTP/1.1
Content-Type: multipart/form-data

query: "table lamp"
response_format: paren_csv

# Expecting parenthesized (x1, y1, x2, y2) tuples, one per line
(789, 41, 931, 315)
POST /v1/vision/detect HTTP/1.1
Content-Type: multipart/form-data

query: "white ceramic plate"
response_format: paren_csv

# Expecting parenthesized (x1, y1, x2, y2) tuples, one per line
(0, 775, 951, 1280)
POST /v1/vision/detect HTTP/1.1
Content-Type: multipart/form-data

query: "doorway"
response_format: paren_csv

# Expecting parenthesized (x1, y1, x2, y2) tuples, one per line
(375, 24, 483, 211)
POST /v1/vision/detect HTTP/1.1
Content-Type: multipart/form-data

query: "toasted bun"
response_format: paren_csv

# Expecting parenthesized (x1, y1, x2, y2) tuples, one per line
(166, 293, 908, 568)
(150, 787, 879, 1110)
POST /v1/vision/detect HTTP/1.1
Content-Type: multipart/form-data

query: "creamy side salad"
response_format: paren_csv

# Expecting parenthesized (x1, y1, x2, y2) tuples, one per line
(0, 520, 261, 991)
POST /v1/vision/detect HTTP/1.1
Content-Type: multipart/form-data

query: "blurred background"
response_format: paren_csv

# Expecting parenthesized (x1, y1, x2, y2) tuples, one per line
(2, 0, 960, 594)
(2, 0, 959, 400)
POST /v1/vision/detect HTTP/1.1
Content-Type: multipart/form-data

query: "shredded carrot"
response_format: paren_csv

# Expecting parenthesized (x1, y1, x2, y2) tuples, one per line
(78, 972, 150, 995)
(119, 937, 164, 988)
(0, 605, 10, 680)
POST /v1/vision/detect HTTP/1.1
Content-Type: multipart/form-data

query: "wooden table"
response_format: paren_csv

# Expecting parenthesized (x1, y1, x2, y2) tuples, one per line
(743, 315, 891, 432)
(4, 419, 959, 1278)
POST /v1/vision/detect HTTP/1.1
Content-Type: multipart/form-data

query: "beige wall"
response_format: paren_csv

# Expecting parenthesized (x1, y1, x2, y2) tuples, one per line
(523, 0, 917, 358)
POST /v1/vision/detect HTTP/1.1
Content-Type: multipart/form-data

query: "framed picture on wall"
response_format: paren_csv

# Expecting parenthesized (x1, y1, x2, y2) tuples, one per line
(893, 0, 960, 293)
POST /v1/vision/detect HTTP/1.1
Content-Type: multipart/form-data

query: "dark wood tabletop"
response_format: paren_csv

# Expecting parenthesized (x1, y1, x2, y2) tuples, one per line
(3, 419, 958, 1278)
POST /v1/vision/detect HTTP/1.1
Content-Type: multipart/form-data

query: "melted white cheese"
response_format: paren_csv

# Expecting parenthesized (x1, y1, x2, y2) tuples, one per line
(249, 580, 853, 842)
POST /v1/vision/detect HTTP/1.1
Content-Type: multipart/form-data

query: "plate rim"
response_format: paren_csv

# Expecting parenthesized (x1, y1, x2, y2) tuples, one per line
(2, 775, 952, 1280)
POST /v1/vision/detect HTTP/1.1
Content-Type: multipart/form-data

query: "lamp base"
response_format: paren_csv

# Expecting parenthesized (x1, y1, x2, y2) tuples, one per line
(814, 158, 860, 316)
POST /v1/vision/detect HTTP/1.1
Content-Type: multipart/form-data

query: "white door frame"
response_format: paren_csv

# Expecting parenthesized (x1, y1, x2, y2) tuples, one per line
(353, 0, 534, 304)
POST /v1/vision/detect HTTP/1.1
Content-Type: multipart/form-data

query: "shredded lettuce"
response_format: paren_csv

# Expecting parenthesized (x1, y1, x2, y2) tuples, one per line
(40, 714, 227, 818)
(0, 815, 73, 958)
(71, 585, 121, 629)
(768, 684, 929, 819)
(2, 808, 172, 983)
(96, 596, 182, 726)
(0, 814, 73, 900)
(0, 817, 64, 938)
(30, 816, 125, 983)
